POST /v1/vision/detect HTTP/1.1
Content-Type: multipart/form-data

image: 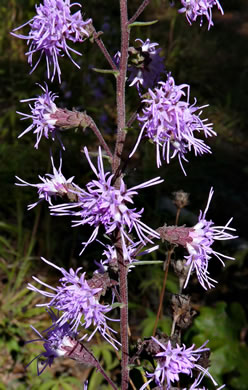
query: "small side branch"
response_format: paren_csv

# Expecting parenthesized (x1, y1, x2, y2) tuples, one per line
(87, 116, 113, 161)
(128, 0, 151, 25)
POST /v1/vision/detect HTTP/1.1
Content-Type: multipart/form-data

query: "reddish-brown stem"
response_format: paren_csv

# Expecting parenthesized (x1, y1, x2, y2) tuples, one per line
(128, 0, 151, 25)
(87, 117, 113, 160)
(96, 363, 119, 390)
(65, 341, 118, 390)
(111, 2, 130, 389)
(118, 251, 129, 390)
(152, 208, 181, 336)
(112, 0, 130, 176)
(152, 248, 174, 336)
(93, 33, 118, 71)
(175, 207, 181, 226)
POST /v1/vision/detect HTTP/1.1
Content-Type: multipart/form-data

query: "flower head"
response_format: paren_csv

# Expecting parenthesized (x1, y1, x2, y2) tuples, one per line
(28, 257, 120, 348)
(140, 338, 217, 390)
(27, 309, 77, 375)
(94, 241, 159, 273)
(50, 147, 163, 257)
(15, 154, 75, 209)
(11, 0, 91, 82)
(17, 84, 61, 149)
(184, 187, 237, 289)
(128, 39, 165, 92)
(130, 76, 216, 174)
(178, 0, 224, 30)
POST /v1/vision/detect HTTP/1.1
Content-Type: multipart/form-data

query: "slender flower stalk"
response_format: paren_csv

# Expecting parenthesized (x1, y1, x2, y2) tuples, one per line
(11, 0, 91, 82)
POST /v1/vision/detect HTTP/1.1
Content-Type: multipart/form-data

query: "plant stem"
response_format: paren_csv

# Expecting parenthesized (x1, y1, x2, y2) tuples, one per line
(112, 2, 131, 388)
(128, 0, 150, 25)
(152, 248, 174, 336)
(87, 116, 113, 160)
(65, 341, 118, 390)
(92, 29, 118, 71)
(113, 0, 130, 177)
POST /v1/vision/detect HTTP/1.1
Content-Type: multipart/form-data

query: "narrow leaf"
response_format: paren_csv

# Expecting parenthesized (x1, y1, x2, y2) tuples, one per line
(128, 20, 158, 28)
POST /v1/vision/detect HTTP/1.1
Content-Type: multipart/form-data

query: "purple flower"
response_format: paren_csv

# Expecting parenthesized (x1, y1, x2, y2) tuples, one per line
(50, 147, 163, 257)
(130, 76, 216, 175)
(140, 338, 217, 390)
(26, 309, 78, 375)
(183, 372, 226, 389)
(128, 39, 165, 92)
(28, 257, 120, 349)
(17, 84, 60, 149)
(15, 154, 75, 209)
(94, 241, 159, 273)
(11, 0, 91, 82)
(178, 0, 224, 30)
(184, 187, 237, 289)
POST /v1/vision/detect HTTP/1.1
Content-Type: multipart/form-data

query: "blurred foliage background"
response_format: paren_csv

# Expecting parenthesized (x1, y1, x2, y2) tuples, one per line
(0, 0, 248, 389)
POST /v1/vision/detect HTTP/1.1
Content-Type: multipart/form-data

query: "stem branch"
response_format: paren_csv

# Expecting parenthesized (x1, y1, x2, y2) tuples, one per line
(128, 0, 151, 25)
(152, 248, 174, 336)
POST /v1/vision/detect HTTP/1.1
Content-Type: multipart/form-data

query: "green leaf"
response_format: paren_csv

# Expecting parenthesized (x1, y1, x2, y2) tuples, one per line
(140, 309, 172, 337)
(111, 302, 125, 309)
(130, 260, 163, 266)
(88, 369, 104, 390)
(128, 20, 158, 28)
(92, 68, 119, 76)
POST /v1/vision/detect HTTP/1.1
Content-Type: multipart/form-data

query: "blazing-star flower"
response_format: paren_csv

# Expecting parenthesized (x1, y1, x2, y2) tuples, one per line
(114, 39, 165, 93)
(17, 84, 61, 149)
(140, 338, 217, 390)
(183, 372, 226, 390)
(94, 241, 159, 273)
(15, 154, 75, 209)
(128, 38, 165, 91)
(50, 147, 163, 257)
(130, 76, 215, 175)
(178, 0, 224, 30)
(27, 309, 78, 375)
(184, 187, 237, 290)
(28, 257, 120, 349)
(11, 0, 91, 82)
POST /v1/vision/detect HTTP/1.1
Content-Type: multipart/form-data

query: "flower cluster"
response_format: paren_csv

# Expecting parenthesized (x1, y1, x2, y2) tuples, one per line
(28, 257, 120, 349)
(114, 38, 165, 93)
(140, 337, 218, 390)
(184, 187, 237, 289)
(128, 38, 165, 92)
(50, 147, 163, 257)
(94, 241, 159, 273)
(17, 84, 60, 149)
(140, 337, 223, 390)
(27, 309, 78, 375)
(130, 76, 215, 174)
(178, 0, 224, 30)
(15, 154, 75, 209)
(12, 0, 91, 82)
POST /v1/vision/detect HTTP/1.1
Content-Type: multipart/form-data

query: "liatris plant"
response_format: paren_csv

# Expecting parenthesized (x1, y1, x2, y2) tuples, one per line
(12, 0, 237, 389)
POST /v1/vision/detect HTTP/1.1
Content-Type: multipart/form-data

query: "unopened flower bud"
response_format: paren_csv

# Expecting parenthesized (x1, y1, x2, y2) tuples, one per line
(172, 190, 190, 209)
(171, 294, 196, 330)
(158, 225, 193, 247)
(50, 109, 92, 130)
